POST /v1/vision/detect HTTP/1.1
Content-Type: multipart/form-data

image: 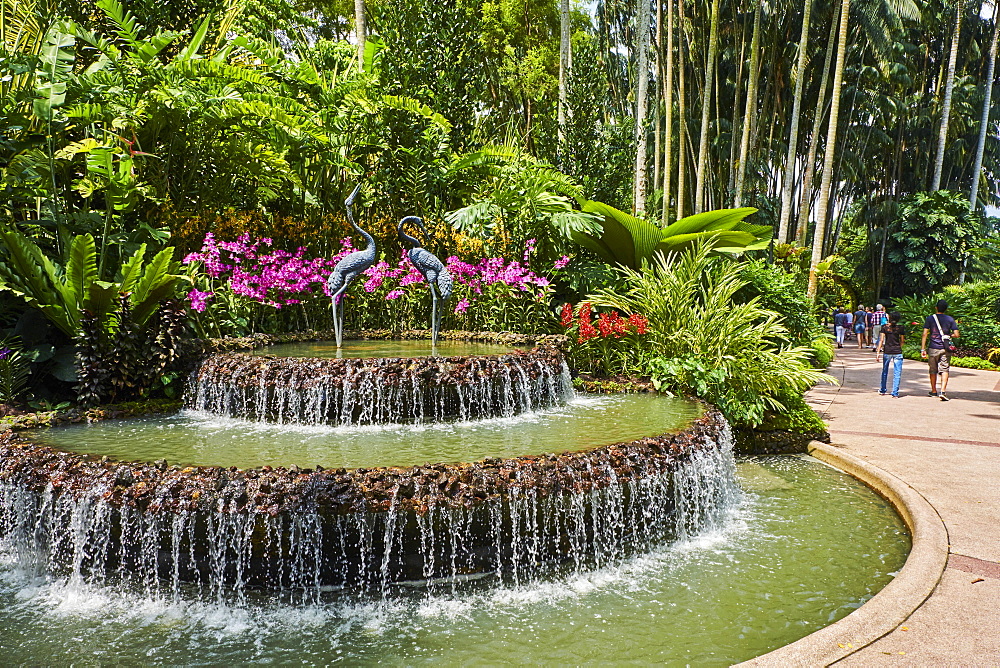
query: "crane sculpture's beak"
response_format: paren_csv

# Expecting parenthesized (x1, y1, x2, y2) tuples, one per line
(345, 183, 362, 208)
(415, 219, 430, 241)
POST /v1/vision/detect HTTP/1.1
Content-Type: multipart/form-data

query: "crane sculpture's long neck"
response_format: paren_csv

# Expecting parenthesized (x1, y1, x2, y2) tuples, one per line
(348, 206, 375, 254)
(397, 217, 423, 249)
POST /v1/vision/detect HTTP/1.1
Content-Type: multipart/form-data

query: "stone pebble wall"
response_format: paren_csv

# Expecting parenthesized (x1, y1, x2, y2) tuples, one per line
(732, 427, 832, 455)
(193, 345, 566, 392)
(0, 407, 726, 518)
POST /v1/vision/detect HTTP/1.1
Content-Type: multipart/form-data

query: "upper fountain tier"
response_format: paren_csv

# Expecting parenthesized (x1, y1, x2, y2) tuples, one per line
(185, 341, 573, 427)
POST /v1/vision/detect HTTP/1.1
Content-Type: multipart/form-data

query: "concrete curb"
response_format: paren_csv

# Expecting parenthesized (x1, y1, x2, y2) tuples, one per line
(735, 441, 949, 667)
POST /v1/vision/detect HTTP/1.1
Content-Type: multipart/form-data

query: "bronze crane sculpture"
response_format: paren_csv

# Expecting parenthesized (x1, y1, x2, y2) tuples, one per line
(327, 184, 376, 348)
(398, 216, 453, 347)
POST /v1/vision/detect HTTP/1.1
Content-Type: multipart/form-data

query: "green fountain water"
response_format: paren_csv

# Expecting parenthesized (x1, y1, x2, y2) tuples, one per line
(32, 394, 702, 469)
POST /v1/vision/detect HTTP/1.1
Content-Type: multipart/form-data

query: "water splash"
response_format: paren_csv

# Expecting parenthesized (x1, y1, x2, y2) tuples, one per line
(0, 424, 739, 600)
(185, 353, 573, 426)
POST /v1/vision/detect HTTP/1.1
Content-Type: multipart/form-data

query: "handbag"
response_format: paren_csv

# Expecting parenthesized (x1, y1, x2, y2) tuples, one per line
(932, 314, 957, 353)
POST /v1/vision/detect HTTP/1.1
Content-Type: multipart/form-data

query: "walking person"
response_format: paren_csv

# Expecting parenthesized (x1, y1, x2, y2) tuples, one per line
(853, 304, 867, 349)
(921, 299, 960, 401)
(876, 312, 905, 397)
(834, 308, 848, 348)
(871, 304, 887, 350)
(864, 306, 875, 347)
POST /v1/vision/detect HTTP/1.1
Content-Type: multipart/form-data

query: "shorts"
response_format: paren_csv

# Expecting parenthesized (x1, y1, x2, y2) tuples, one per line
(854, 323, 866, 334)
(928, 348, 951, 375)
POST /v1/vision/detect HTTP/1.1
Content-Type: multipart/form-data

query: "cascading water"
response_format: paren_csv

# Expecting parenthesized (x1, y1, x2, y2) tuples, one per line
(0, 340, 744, 615)
(185, 349, 574, 426)
(0, 417, 739, 602)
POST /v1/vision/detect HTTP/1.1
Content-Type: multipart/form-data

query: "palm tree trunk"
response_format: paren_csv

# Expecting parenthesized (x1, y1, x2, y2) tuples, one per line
(634, 0, 651, 213)
(694, 0, 720, 213)
(677, 0, 688, 219)
(729, 29, 746, 197)
(558, 0, 571, 145)
(970, 1, 998, 208)
(734, 0, 762, 208)
(661, 0, 674, 225)
(807, 0, 851, 300)
(354, 0, 366, 71)
(931, 0, 962, 192)
(795, 9, 838, 244)
(777, 0, 814, 242)
(654, 0, 663, 198)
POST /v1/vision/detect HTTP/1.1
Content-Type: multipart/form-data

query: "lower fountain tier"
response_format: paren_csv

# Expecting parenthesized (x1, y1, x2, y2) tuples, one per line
(0, 409, 736, 591)
(184, 346, 571, 426)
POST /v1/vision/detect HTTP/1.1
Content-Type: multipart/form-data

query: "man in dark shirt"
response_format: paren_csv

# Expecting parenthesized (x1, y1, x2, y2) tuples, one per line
(920, 300, 960, 401)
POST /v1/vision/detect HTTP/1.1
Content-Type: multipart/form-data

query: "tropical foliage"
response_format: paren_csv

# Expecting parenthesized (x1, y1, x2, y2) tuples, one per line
(1, 0, 998, 431)
(569, 202, 771, 270)
(578, 245, 833, 427)
(0, 228, 180, 339)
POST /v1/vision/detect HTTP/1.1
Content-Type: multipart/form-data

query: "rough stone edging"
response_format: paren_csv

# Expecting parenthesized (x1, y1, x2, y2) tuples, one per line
(737, 441, 949, 667)
(3, 406, 723, 516)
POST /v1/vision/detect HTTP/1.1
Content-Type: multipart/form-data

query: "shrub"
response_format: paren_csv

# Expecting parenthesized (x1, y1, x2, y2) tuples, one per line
(756, 391, 828, 434)
(893, 282, 1000, 355)
(810, 336, 835, 369)
(583, 245, 834, 427)
(735, 259, 821, 344)
(947, 356, 1000, 371)
(0, 342, 30, 404)
(560, 302, 650, 375)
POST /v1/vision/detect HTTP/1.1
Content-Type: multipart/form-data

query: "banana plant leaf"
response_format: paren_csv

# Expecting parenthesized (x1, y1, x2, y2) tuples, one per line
(0, 227, 182, 338)
(569, 201, 770, 270)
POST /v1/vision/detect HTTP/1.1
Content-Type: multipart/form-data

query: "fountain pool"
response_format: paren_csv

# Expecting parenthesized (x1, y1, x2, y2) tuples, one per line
(0, 456, 909, 665)
(30, 393, 703, 469)
(0, 340, 911, 663)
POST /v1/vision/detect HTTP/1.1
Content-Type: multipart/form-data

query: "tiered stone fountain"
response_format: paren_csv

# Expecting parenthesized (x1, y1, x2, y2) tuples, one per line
(0, 335, 738, 599)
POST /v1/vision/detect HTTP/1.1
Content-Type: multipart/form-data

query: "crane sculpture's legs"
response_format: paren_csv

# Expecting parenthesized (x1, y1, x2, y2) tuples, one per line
(332, 289, 348, 348)
(429, 285, 439, 348)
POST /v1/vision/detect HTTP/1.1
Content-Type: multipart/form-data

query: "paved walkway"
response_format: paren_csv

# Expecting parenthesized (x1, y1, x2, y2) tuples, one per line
(805, 346, 1000, 665)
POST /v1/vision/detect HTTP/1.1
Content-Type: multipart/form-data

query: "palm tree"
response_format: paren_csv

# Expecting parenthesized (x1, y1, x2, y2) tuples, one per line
(355, 0, 367, 71)
(931, 0, 963, 192)
(634, 0, 651, 213)
(777, 0, 815, 242)
(796, 9, 839, 245)
(677, 0, 688, 219)
(558, 0, 572, 144)
(694, 0, 721, 213)
(808, 0, 852, 299)
(970, 1, 998, 208)
(661, 0, 675, 225)
(733, 0, 762, 208)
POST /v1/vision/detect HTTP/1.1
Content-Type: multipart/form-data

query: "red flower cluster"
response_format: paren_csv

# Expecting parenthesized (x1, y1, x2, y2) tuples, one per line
(560, 302, 574, 327)
(577, 303, 598, 342)
(562, 303, 648, 343)
(629, 313, 649, 335)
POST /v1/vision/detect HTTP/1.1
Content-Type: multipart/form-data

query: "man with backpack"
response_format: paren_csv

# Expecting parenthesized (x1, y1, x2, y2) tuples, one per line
(921, 300, 960, 401)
